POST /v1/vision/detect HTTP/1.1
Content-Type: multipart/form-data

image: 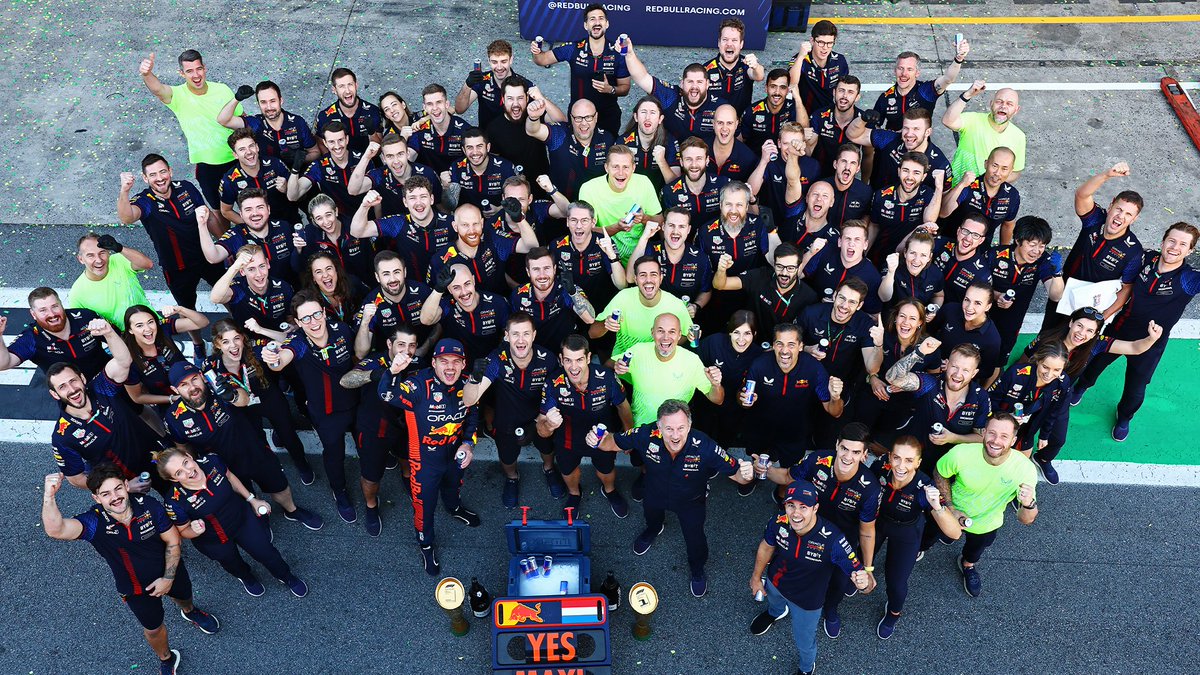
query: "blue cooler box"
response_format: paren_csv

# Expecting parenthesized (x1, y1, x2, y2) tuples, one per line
(504, 519, 591, 597)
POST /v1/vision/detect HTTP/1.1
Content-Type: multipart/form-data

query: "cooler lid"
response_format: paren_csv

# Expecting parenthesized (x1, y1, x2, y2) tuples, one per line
(506, 519, 591, 554)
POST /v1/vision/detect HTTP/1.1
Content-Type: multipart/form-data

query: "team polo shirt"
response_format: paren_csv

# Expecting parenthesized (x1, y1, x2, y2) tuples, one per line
(761, 156, 821, 228)
(953, 179, 1021, 244)
(597, 287, 693, 358)
(293, 222, 374, 284)
(482, 345, 556, 430)
(764, 514, 860, 611)
(872, 467, 934, 527)
(76, 495, 175, 596)
(283, 322, 360, 414)
(710, 141, 759, 183)
(437, 291, 510, 362)
(165, 82, 238, 164)
(868, 130, 952, 190)
(216, 220, 297, 283)
(739, 267, 819, 333)
(809, 106, 861, 171)
(510, 282, 586, 351)
(467, 70, 530, 129)
(550, 40, 628, 120)
(411, 114, 469, 173)
(885, 260, 944, 308)
(988, 363, 1071, 446)
(650, 242, 712, 303)
(539, 366, 626, 452)
(795, 51, 849, 112)
(697, 214, 775, 276)
(1110, 252, 1200, 340)
(937, 443, 1037, 534)
(949, 112, 1026, 183)
(797, 302, 877, 381)
(939, 303, 1003, 376)
(873, 81, 941, 131)
(429, 235, 519, 295)
(932, 238, 994, 305)
(650, 77, 726, 144)
(218, 157, 295, 220)
(314, 98, 383, 153)
(9, 307, 109, 377)
(241, 110, 316, 160)
(740, 97, 797, 155)
(614, 426, 739, 507)
(790, 449, 881, 542)
(551, 234, 619, 310)
(824, 177, 872, 229)
(903, 373, 991, 439)
(661, 172, 728, 229)
(301, 150, 366, 215)
(448, 154, 517, 210)
(163, 392, 265, 470)
(377, 211, 455, 273)
(163, 455, 247, 544)
(367, 162, 441, 218)
(360, 281, 434, 350)
(51, 371, 158, 479)
(130, 181, 210, 272)
(619, 343, 713, 426)
(742, 352, 832, 434)
(703, 56, 755, 114)
(1062, 205, 1143, 283)
(124, 318, 187, 397)
(542, 123, 614, 200)
(989, 246, 1061, 341)
(867, 183, 937, 264)
(802, 248, 883, 314)
(227, 277, 293, 330)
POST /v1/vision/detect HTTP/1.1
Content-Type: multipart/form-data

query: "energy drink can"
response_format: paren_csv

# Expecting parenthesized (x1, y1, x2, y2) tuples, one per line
(611, 309, 621, 322)
(926, 303, 940, 315)
(473, 59, 482, 72)
(1013, 402, 1024, 418)
(595, 423, 608, 441)
(618, 34, 629, 55)
(755, 454, 770, 480)
(542, 555, 553, 576)
(619, 351, 632, 367)
(520, 557, 535, 577)
(527, 555, 540, 578)
(744, 380, 756, 397)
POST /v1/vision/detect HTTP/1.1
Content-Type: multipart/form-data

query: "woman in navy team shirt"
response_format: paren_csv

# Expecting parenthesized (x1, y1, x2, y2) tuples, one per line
(122, 304, 210, 410)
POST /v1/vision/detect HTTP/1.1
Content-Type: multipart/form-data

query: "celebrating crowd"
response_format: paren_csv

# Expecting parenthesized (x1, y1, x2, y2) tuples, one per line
(15, 7, 1200, 674)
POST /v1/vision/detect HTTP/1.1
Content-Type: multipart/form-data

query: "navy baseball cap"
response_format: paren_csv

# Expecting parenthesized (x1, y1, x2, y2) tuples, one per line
(432, 338, 466, 360)
(168, 361, 202, 387)
(784, 481, 819, 506)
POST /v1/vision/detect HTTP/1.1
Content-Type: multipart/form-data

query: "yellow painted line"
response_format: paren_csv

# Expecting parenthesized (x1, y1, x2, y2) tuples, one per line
(819, 15, 1200, 25)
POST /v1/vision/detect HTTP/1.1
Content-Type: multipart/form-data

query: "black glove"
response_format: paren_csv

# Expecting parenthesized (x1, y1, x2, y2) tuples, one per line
(502, 196, 525, 222)
(279, 147, 297, 167)
(433, 265, 456, 294)
(235, 85, 255, 102)
(756, 207, 775, 234)
(560, 266, 577, 296)
(466, 70, 485, 87)
(470, 358, 489, 383)
(96, 234, 123, 253)
(860, 109, 882, 128)
(290, 150, 308, 175)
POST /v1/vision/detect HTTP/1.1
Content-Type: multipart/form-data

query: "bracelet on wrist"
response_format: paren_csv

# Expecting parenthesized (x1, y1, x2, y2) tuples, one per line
(244, 493, 256, 503)
(954, 57, 965, 64)
(959, 93, 971, 103)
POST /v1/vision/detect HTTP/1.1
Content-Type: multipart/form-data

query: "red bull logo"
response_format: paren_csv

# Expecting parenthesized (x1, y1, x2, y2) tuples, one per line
(426, 422, 461, 436)
(501, 602, 543, 625)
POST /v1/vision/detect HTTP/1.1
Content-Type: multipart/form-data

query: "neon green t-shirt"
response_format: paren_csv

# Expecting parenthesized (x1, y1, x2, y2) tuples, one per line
(165, 81, 239, 165)
(577, 173, 663, 262)
(936, 443, 1037, 534)
(950, 111, 1026, 186)
(68, 253, 151, 325)
(599, 287, 692, 357)
(619, 342, 712, 426)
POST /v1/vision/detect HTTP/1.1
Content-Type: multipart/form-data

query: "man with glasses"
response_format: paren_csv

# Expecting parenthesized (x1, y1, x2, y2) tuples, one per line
(789, 20, 849, 114)
(713, 243, 819, 336)
(931, 211, 994, 306)
(526, 97, 614, 201)
(531, 3, 630, 136)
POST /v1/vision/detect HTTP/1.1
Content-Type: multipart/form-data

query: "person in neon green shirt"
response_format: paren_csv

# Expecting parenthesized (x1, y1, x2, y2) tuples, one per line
(931, 414, 1039, 597)
(615, 313, 723, 425)
(67, 233, 155, 326)
(140, 49, 241, 219)
(942, 80, 1025, 186)
(590, 255, 692, 358)
(578, 145, 663, 264)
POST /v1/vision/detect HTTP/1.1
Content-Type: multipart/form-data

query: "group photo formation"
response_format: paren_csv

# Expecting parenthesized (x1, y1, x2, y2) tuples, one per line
(13, 2, 1200, 674)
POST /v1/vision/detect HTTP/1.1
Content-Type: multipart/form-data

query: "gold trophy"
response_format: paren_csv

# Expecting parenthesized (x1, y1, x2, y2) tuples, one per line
(628, 582, 658, 641)
(435, 577, 470, 637)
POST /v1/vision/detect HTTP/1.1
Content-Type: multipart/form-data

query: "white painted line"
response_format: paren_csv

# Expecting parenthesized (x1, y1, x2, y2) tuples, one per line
(0, 370, 34, 386)
(860, 81, 1200, 93)
(0, 288, 222, 314)
(1054, 460, 1200, 488)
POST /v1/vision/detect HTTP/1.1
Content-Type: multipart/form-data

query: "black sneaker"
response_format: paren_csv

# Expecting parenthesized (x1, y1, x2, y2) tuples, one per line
(297, 461, 316, 486)
(159, 649, 181, 675)
(630, 473, 645, 503)
(240, 575, 265, 597)
(283, 506, 324, 531)
(738, 481, 756, 497)
(632, 524, 664, 555)
(544, 468, 566, 499)
(180, 607, 220, 634)
(363, 506, 382, 537)
(690, 573, 707, 598)
(501, 477, 519, 508)
(750, 605, 788, 635)
(603, 488, 629, 518)
(823, 611, 841, 639)
(959, 555, 982, 597)
(333, 490, 357, 524)
(450, 505, 481, 527)
(385, 454, 400, 471)
(1034, 456, 1060, 485)
(877, 603, 900, 640)
(283, 574, 308, 598)
(420, 545, 440, 575)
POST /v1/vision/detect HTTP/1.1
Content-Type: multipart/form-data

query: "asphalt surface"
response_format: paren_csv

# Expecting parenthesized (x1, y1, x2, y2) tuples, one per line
(5, 0, 1200, 672)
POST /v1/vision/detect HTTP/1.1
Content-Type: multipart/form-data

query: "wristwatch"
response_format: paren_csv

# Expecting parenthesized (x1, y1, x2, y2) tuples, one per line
(1020, 499, 1037, 510)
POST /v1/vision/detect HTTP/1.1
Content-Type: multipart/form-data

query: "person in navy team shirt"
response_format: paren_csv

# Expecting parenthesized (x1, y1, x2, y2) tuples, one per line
(823, 145, 873, 229)
(847, 107, 952, 191)
(286, 122, 366, 217)
(525, 96, 614, 201)
(939, 147, 1020, 245)
(351, 178, 454, 273)
(931, 212, 994, 306)
(624, 39, 728, 145)
(704, 18, 766, 116)
(217, 128, 296, 225)
(662, 137, 728, 230)
(937, 281, 1003, 385)
(789, 20, 850, 114)
(158, 448, 309, 599)
(201, 189, 299, 287)
(801, 223, 884, 315)
(748, 480, 869, 675)
(594, 399, 754, 598)
(410, 83, 470, 174)
(872, 42, 970, 131)
(0, 288, 111, 378)
(456, 40, 546, 130)
(864, 154, 943, 266)
(313, 67, 382, 154)
(117, 154, 224, 349)
(42, 465, 221, 675)
(347, 136, 441, 219)
(1074, 222, 1200, 441)
(804, 76, 863, 174)
(879, 233, 944, 312)
(420, 264, 511, 363)
(217, 80, 318, 163)
(988, 216, 1064, 361)
(740, 68, 800, 157)
(531, 3, 630, 135)
(209, 245, 295, 343)
(442, 127, 517, 212)
(427, 202, 538, 295)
